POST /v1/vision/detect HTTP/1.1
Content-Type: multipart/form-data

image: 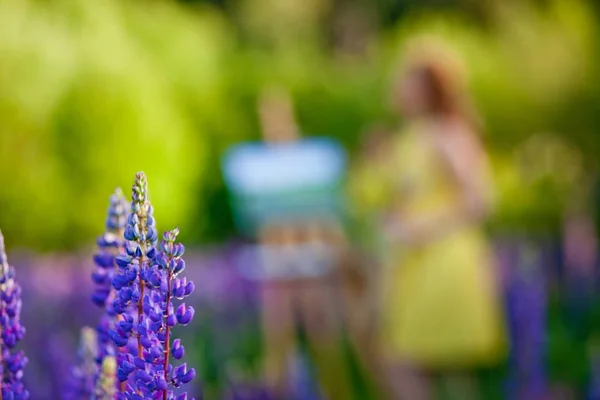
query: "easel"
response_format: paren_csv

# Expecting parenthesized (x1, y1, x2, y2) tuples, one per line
(222, 88, 352, 399)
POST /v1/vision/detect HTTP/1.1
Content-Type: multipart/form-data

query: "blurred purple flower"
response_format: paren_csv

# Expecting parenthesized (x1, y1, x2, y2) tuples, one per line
(497, 238, 548, 400)
(93, 188, 129, 369)
(64, 327, 98, 400)
(0, 230, 29, 399)
(17, 253, 97, 399)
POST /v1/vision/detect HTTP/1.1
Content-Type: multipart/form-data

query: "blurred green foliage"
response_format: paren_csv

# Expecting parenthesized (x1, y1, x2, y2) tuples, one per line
(0, 0, 599, 250)
(0, 0, 232, 249)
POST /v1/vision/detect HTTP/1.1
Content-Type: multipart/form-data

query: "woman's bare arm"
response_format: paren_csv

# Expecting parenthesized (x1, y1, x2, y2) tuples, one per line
(436, 121, 494, 221)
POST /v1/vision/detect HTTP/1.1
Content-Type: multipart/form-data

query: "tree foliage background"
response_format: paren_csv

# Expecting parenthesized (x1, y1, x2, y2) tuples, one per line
(0, 0, 598, 250)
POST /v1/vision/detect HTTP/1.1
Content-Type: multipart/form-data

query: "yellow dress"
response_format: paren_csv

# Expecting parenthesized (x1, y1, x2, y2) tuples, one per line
(380, 123, 506, 369)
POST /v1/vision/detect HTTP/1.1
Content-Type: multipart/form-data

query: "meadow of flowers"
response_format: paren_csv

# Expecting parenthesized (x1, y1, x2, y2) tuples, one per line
(2, 173, 600, 400)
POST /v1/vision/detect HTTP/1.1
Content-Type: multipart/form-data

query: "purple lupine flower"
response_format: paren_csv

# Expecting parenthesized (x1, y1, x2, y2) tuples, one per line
(137, 228, 196, 400)
(93, 188, 129, 366)
(92, 187, 129, 308)
(110, 172, 160, 396)
(0, 230, 29, 399)
(64, 327, 98, 400)
(499, 239, 548, 400)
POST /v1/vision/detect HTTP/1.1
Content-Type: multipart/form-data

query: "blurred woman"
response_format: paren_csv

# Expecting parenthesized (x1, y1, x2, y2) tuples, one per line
(378, 43, 506, 400)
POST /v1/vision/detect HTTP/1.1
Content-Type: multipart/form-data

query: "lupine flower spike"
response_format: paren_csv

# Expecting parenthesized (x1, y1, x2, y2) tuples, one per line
(64, 327, 98, 399)
(110, 172, 159, 397)
(109, 172, 197, 399)
(92, 188, 129, 365)
(0, 230, 28, 399)
(142, 228, 196, 400)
